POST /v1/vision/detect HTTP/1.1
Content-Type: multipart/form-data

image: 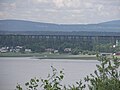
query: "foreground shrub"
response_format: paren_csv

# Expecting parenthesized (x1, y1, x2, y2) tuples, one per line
(85, 56, 120, 90)
(15, 56, 120, 90)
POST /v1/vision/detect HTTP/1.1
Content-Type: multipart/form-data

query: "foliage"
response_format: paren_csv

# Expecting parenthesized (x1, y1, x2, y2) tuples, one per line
(71, 48, 80, 55)
(67, 80, 86, 90)
(40, 66, 64, 90)
(93, 44, 114, 53)
(15, 77, 39, 90)
(16, 56, 120, 90)
(85, 56, 120, 90)
(15, 84, 23, 90)
(27, 43, 45, 53)
(25, 77, 39, 90)
(82, 50, 96, 55)
(1, 35, 117, 53)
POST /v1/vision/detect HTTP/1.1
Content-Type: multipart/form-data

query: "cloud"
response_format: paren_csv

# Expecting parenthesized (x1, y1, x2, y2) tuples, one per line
(0, 0, 120, 24)
(9, 3, 16, 9)
(97, 4, 104, 11)
(0, 2, 16, 11)
(0, 11, 12, 19)
(52, 0, 81, 8)
(0, 12, 5, 17)
(52, 0, 64, 8)
(32, 0, 49, 3)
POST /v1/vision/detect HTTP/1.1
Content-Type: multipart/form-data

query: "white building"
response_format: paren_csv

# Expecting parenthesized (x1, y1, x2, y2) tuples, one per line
(25, 49, 32, 52)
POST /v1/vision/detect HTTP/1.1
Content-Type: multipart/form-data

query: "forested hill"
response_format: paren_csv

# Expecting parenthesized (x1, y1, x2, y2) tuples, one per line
(0, 19, 120, 32)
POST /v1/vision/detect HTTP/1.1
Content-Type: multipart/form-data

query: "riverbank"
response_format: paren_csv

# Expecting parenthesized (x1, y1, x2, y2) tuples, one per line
(1, 52, 120, 60)
(38, 55, 97, 60)
(0, 52, 97, 60)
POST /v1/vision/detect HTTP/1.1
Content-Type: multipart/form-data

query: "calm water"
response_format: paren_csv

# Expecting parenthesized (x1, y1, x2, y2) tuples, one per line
(0, 57, 99, 90)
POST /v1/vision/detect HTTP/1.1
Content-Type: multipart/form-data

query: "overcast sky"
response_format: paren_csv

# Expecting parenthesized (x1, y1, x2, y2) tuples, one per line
(0, 0, 120, 24)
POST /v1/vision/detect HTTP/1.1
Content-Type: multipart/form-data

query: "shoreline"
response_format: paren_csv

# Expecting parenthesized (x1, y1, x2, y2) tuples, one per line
(37, 56, 97, 60)
(0, 56, 97, 60)
(1, 52, 120, 60)
(0, 53, 97, 60)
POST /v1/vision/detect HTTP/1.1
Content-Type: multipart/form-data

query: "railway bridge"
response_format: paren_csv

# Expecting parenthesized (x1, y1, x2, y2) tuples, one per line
(0, 31, 120, 50)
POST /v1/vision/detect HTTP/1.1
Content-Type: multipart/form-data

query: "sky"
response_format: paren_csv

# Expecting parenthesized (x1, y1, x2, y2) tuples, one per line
(0, 0, 120, 24)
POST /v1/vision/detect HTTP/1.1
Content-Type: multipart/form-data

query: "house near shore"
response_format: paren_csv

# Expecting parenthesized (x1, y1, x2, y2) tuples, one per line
(25, 49, 32, 52)
(45, 48, 54, 52)
(54, 50, 58, 53)
(0, 49, 8, 53)
(64, 48, 71, 53)
(0, 47, 8, 53)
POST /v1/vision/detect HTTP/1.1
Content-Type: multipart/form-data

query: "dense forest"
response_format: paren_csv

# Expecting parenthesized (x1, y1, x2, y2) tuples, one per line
(0, 34, 120, 54)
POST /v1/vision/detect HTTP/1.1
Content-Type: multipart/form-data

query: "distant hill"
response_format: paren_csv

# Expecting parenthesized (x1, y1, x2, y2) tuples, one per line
(0, 19, 120, 32)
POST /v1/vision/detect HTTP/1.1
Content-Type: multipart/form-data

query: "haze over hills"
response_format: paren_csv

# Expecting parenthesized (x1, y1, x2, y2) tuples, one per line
(0, 19, 120, 32)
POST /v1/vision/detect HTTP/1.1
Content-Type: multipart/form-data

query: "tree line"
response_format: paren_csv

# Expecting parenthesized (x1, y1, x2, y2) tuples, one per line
(0, 35, 120, 54)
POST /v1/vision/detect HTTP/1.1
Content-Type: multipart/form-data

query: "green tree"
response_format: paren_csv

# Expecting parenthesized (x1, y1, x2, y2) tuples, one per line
(85, 56, 120, 90)
(71, 48, 80, 55)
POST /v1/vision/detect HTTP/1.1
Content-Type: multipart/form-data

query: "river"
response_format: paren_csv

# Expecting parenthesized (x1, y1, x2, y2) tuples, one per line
(0, 57, 99, 90)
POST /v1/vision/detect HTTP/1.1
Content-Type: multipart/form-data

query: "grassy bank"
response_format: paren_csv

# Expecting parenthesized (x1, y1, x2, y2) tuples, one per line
(0, 52, 41, 57)
(38, 54, 97, 60)
(0, 52, 97, 60)
(1, 52, 120, 60)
